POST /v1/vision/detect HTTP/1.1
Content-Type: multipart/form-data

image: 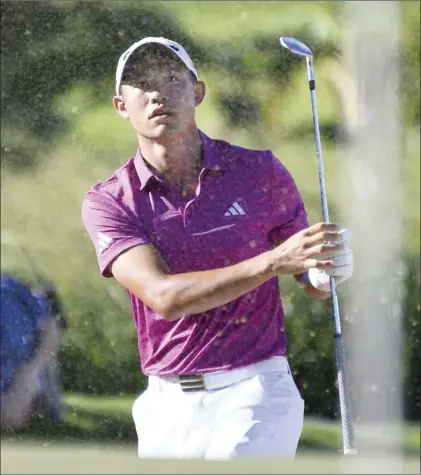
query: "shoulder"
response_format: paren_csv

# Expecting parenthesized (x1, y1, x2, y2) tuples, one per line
(206, 135, 299, 197)
(83, 157, 137, 205)
(81, 157, 145, 230)
(203, 133, 274, 175)
(82, 157, 139, 219)
(215, 137, 273, 164)
(208, 135, 288, 178)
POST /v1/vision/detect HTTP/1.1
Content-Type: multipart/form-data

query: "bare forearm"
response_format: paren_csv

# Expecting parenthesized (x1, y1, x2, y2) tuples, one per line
(158, 250, 278, 320)
(114, 223, 343, 319)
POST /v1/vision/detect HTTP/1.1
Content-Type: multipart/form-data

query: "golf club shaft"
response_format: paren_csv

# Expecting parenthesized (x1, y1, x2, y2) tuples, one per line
(18, 243, 45, 285)
(305, 56, 356, 454)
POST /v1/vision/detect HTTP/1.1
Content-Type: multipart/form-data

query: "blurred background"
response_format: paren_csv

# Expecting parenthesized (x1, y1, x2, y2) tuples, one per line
(1, 1, 419, 473)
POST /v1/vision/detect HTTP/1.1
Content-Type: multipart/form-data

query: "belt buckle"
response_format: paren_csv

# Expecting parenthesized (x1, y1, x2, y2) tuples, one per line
(179, 373, 206, 392)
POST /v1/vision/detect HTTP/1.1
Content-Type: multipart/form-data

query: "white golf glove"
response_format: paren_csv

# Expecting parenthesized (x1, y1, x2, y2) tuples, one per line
(307, 229, 354, 292)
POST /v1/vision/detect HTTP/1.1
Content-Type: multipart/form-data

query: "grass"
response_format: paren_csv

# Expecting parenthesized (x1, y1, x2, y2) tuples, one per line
(1, 393, 419, 474)
(2, 441, 419, 475)
(2, 393, 419, 457)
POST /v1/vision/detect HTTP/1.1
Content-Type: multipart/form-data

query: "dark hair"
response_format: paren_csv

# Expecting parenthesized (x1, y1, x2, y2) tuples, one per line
(121, 44, 197, 87)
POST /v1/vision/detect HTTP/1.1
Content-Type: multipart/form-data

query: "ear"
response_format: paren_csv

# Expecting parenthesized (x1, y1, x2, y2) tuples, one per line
(113, 96, 130, 120)
(194, 81, 206, 107)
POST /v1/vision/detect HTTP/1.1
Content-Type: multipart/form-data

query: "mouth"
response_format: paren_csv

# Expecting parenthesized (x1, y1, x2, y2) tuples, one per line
(150, 108, 172, 119)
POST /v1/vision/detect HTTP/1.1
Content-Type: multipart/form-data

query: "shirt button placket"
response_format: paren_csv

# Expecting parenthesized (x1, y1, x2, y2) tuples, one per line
(181, 206, 187, 228)
(182, 170, 205, 228)
(183, 200, 194, 228)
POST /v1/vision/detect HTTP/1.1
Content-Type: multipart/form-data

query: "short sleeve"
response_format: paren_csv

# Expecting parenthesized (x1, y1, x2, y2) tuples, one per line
(267, 153, 309, 243)
(82, 191, 150, 277)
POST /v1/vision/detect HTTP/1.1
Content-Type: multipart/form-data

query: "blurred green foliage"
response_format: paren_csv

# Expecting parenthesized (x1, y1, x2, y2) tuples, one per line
(1, 1, 419, 420)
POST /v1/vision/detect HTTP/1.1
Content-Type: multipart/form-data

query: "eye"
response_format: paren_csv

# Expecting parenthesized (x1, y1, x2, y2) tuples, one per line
(169, 75, 180, 83)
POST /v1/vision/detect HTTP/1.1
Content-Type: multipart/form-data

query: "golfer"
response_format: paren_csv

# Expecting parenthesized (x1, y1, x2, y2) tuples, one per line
(82, 37, 353, 459)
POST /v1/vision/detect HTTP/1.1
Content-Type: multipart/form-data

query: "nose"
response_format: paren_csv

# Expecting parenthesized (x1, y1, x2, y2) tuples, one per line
(149, 89, 165, 105)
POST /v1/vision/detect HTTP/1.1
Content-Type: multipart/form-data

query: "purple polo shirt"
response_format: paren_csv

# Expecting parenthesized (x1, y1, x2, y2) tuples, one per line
(82, 130, 309, 376)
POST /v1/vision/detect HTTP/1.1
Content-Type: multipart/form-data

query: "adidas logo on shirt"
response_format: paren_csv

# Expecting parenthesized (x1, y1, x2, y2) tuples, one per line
(97, 232, 113, 254)
(224, 201, 246, 217)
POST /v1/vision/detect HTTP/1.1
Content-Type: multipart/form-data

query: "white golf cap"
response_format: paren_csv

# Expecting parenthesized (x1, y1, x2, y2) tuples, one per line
(115, 36, 198, 95)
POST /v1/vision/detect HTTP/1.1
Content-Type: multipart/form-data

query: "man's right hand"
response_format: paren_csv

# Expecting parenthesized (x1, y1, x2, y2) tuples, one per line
(271, 222, 346, 275)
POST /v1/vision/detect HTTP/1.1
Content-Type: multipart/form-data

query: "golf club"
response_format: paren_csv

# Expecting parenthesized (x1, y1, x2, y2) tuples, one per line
(279, 36, 357, 455)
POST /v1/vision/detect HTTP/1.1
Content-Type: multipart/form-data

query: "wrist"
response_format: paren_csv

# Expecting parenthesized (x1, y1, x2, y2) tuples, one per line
(267, 248, 289, 275)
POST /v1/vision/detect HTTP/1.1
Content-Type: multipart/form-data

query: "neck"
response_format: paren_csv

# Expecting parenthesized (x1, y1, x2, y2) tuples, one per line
(137, 126, 203, 192)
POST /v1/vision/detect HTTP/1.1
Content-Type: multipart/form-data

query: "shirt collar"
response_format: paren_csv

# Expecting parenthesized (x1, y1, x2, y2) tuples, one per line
(134, 129, 227, 190)
(134, 148, 157, 191)
(199, 130, 227, 173)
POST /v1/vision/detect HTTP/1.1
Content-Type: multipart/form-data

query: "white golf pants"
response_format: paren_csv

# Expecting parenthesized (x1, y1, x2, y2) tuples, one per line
(132, 356, 305, 460)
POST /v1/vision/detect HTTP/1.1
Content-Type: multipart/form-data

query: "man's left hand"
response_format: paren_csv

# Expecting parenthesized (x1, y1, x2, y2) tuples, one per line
(307, 230, 354, 292)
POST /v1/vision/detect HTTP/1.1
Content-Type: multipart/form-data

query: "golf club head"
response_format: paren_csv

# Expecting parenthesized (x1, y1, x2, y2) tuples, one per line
(279, 36, 313, 57)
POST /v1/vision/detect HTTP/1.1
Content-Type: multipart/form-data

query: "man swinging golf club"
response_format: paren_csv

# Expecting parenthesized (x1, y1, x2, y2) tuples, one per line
(82, 37, 353, 459)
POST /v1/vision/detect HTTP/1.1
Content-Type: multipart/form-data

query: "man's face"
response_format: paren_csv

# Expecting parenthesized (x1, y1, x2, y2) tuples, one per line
(114, 47, 204, 138)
